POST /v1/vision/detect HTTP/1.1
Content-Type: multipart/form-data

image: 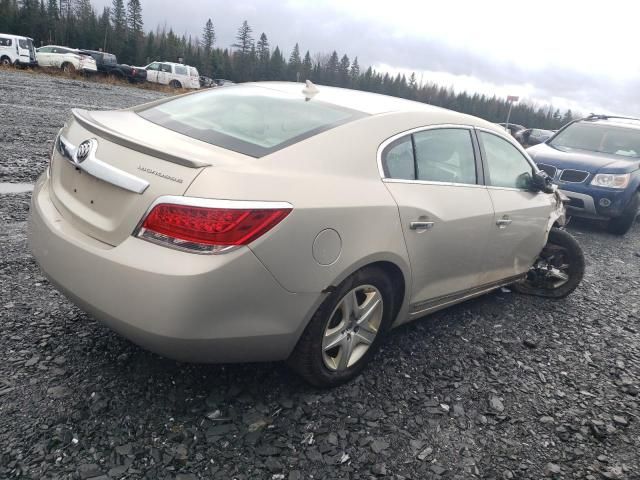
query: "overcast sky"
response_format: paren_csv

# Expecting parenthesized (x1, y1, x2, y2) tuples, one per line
(95, 0, 640, 116)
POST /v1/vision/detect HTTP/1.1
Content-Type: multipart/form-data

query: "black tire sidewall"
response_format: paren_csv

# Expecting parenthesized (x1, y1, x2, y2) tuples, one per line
(290, 267, 395, 387)
(514, 227, 584, 298)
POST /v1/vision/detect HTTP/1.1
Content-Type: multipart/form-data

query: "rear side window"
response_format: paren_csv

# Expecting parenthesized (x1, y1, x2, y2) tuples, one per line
(479, 131, 533, 189)
(382, 137, 415, 180)
(414, 129, 476, 184)
(160, 63, 172, 72)
(138, 85, 365, 157)
(174, 65, 187, 75)
(382, 128, 477, 184)
(0, 38, 12, 47)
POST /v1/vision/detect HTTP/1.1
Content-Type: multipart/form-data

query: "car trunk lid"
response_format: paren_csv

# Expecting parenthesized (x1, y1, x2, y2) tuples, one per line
(48, 109, 222, 246)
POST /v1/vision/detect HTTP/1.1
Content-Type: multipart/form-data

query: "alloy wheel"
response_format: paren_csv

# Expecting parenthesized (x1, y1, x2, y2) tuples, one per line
(322, 285, 383, 371)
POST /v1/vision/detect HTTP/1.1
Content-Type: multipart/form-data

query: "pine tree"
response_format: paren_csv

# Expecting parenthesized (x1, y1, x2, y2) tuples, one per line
(127, 0, 142, 35)
(338, 54, 350, 86)
(201, 18, 214, 52)
(232, 20, 253, 81)
(301, 50, 312, 81)
(350, 57, 360, 79)
(110, 0, 126, 57)
(269, 45, 285, 80)
(256, 32, 269, 80)
(288, 42, 301, 81)
(326, 50, 339, 85)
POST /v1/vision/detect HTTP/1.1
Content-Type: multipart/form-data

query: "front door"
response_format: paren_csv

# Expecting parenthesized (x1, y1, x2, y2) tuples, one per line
(381, 126, 495, 308)
(476, 129, 554, 284)
(145, 62, 160, 83)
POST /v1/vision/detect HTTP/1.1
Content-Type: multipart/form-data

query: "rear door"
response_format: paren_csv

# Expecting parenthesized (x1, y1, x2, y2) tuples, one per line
(476, 129, 554, 284)
(381, 126, 495, 307)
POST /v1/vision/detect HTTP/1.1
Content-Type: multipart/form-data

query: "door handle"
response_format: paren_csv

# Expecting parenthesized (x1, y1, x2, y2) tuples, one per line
(496, 216, 512, 227)
(409, 221, 435, 231)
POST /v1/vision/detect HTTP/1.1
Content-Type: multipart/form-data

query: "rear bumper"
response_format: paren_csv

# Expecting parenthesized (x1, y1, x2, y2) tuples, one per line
(28, 174, 321, 362)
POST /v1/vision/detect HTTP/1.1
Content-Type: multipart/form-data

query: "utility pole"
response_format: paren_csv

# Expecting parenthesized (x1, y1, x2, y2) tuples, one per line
(505, 95, 519, 133)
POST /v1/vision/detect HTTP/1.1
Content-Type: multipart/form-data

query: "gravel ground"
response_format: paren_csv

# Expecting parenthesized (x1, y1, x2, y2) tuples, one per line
(1, 68, 639, 480)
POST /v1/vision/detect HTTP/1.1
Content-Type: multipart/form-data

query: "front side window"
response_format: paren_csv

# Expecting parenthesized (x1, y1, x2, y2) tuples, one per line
(18, 39, 28, 49)
(146, 62, 160, 71)
(137, 85, 365, 157)
(0, 38, 12, 47)
(413, 129, 476, 184)
(479, 131, 533, 189)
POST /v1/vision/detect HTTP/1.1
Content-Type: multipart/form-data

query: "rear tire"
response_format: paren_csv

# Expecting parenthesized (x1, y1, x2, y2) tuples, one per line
(606, 193, 639, 235)
(513, 228, 584, 298)
(169, 79, 182, 89)
(287, 267, 395, 388)
(61, 62, 75, 74)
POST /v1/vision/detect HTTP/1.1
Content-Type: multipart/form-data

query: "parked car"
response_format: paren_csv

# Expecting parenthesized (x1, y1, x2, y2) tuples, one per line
(515, 128, 554, 147)
(528, 114, 640, 234)
(142, 61, 200, 89)
(213, 78, 235, 87)
(79, 49, 146, 83)
(199, 75, 215, 88)
(0, 33, 37, 66)
(28, 82, 584, 387)
(36, 45, 97, 73)
(498, 122, 525, 137)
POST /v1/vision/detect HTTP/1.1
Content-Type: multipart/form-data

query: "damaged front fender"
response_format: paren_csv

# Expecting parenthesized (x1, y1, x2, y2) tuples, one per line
(546, 189, 568, 232)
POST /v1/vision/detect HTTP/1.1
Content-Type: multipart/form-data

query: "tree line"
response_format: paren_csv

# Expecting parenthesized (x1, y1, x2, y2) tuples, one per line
(0, 0, 575, 129)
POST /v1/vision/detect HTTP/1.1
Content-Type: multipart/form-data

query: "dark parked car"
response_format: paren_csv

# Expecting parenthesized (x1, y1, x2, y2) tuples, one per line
(79, 50, 146, 83)
(528, 114, 640, 234)
(516, 128, 554, 147)
(498, 122, 525, 137)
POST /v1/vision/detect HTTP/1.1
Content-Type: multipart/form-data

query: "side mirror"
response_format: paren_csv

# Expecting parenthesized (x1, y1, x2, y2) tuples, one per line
(531, 170, 555, 193)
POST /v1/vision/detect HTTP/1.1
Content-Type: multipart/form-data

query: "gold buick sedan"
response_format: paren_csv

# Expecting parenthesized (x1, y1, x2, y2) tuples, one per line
(28, 82, 584, 386)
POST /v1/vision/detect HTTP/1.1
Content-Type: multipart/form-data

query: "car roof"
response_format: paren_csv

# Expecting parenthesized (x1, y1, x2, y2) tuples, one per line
(251, 81, 491, 120)
(580, 118, 640, 131)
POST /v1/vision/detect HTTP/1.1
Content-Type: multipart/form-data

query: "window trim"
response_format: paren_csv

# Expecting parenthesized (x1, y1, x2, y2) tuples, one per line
(474, 127, 540, 192)
(377, 124, 484, 187)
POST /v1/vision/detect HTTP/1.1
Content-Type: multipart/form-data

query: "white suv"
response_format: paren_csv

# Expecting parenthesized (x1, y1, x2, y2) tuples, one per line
(0, 34, 37, 66)
(143, 61, 200, 89)
(36, 45, 97, 73)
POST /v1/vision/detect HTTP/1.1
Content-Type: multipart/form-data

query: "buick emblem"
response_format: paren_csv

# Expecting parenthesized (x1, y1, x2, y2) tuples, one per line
(75, 140, 93, 163)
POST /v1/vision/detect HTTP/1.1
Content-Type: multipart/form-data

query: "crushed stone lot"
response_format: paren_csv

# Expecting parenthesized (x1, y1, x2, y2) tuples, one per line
(1, 68, 639, 479)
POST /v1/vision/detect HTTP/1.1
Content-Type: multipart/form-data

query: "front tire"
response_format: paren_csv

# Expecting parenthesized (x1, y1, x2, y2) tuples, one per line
(513, 228, 584, 298)
(606, 193, 639, 235)
(0, 56, 12, 67)
(288, 267, 395, 388)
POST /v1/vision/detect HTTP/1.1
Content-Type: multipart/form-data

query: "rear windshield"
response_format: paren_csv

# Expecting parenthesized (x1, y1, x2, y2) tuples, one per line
(137, 85, 365, 157)
(550, 122, 640, 158)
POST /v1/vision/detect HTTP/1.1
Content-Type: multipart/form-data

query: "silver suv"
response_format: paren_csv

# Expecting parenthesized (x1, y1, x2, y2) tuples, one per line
(29, 83, 584, 387)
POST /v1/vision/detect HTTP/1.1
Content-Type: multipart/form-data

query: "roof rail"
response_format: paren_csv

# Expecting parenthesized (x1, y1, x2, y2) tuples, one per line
(584, 113, 640, 123)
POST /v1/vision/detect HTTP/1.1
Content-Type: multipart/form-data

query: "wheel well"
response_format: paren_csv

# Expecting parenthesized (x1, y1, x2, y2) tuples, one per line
(366, 261, 406, 320)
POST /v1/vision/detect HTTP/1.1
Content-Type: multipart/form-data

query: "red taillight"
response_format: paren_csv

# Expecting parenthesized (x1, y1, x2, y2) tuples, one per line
(137, 202, 291, 253)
